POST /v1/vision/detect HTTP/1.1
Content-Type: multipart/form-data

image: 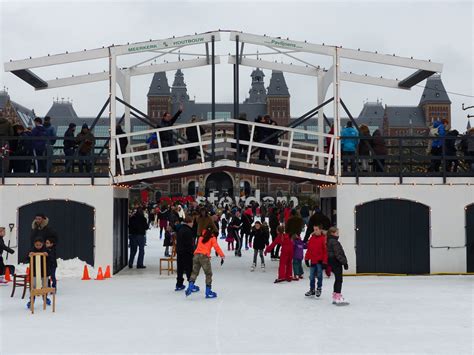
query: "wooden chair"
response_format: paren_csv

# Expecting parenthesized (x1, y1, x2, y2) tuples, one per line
(11, 273, 29, 299)
(159, 240, 177, 275)
(29, 253, 56, 314)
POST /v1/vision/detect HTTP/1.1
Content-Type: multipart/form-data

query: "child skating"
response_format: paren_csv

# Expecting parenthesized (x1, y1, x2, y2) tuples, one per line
(304, 225, 327, 298)
(250, 221, 268, 271)
(185, 227, 225, 298)
(264, 225, 294, 283)
(225, 232, 235, 251)
(327, 227, 349, 305)
(292, 234, 304, 279)
(45, 238, 57, 290)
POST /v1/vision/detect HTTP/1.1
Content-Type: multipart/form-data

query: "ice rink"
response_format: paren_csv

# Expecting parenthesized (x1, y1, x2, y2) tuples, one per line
(1, 228, 473, 354)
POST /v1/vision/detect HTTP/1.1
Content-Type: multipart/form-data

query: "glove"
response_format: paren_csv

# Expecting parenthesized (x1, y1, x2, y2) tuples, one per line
(304, 260, 310, 267)
(343, 264, 348, 270)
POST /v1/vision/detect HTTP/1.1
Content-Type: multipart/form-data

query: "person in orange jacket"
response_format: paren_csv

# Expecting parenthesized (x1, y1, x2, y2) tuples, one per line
(186, 226, 225, 298)
(264, 226, 294, 283)
(304, 225, 327, 298)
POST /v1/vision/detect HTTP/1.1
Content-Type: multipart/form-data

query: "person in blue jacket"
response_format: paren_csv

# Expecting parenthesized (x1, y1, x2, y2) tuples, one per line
(428, 118, 448, 172)
(341, 121, 358, 172)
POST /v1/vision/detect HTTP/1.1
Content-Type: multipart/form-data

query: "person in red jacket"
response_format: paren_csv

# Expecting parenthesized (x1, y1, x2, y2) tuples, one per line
(264, 226, 294, 283)
(304, 225, 327, 298)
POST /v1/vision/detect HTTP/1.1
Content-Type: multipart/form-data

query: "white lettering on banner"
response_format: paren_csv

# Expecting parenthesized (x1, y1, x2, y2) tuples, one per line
(127, 37, 205, 53)
(195, 189, 298, 207)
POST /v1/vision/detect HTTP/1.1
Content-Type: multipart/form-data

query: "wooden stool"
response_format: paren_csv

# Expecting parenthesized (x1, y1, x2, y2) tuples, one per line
(11, 274, 29, 299)
(159, 240, 177, 275)
(29, 253, 56, 314)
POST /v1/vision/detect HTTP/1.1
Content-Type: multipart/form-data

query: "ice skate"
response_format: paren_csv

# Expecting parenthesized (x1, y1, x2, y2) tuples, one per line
(185, 281, 195, 297)
(191, 284, 200, 292)
(205, 285, 217, 298)
(316, 288, 322, 297)
(261, 263, 265, 271)
(250, 263, 256, 271)
(175, 285, 186, 291)
(274, 278, 285, 283)
(333, 293, 349, 306)
(305, 289, 315, 297)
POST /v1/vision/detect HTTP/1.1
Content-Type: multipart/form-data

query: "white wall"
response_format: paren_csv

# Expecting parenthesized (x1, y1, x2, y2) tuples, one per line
(335, 179, 474, 273)
(0, 179, 128, 268)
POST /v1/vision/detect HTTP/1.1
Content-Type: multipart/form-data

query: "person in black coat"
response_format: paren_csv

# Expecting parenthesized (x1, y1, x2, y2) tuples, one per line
(228, 210, 242, 257)
(64, 123, 77, 173)
(186, 115, 205, 160)
(241, 210, 253, 250)
(258, 114, 278, 162)
(234, 113, 250, 158)
(250, 221, 269, 270)
(304, 208, 331, 243)
(115, 125, 128, 174)
(128, 208, 148, 268)
(45, 238, 58, 289)
(159, 104, 183, 164)
(327, 227, 349, 304)
(268, 207, 280, 259)
(175, 215, 195, 291)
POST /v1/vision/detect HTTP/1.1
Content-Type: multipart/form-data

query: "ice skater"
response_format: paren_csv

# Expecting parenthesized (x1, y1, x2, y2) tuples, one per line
(304, 225, 327, 298)
(292, 233, 305, 280)
(0, 227, 15, 285)
(250, 221, 269, 271)
(45, 238, 57, 290)
(264, 225, 294, 283)
(327, 227, 349, 305)
(185, 226, 225, 298)
(220, 213, 228, 239)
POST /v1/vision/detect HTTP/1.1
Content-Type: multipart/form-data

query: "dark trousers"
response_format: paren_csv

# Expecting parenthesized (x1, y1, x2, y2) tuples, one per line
(187, 147, 198, 160)
(64, 148, 75, 173)
(252, 249, 264, 265)
(78, 152, 92, 173)
(428, 146, 442, 172)
(373, 158, 385, 172)
(48, 267, 57, 289)
(129, 234, 146, 267)
(342, 151, 355, 172)
(34, 149, 46, 173)
(329, 259, 343, 293)
(176, 252, 193, 287)
(259, 148, 276, 162)
(162, 140, 178, 164)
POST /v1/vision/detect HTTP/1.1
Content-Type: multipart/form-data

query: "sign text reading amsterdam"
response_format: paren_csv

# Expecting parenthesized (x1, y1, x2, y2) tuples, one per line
(127, 37, 205, 52)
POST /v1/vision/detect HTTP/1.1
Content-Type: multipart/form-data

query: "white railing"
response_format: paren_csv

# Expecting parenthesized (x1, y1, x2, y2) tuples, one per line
(115, 118, 335, 177)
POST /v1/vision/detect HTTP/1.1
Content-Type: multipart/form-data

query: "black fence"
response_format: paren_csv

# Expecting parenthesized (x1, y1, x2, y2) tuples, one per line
(0, 135, 109, 184)
(340, 135, 474, 182)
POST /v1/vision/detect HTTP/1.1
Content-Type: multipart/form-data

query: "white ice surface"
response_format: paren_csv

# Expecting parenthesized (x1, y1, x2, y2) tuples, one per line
(1, 227, 473, 354)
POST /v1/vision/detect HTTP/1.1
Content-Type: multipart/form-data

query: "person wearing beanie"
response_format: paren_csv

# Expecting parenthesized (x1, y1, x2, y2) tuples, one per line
(75, 123, 95, 173)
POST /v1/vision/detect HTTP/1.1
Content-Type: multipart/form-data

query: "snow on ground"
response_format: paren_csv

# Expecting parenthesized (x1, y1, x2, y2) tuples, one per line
(1, 227, 473, 354)
(14, 257, 96, 279)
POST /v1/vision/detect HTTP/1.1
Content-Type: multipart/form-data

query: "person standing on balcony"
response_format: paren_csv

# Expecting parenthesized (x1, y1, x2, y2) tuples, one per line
(75, 123, 95, 173)
(31, 117, 48, 173)
(115, 125, 128, 174)
(63, 123, 77, 173)
(428, 118, 448, 172)
(186, 115, 205, 161)
(371, 129, 387, 172)
(358, 124, 371, 172)
(259, 114, 278, 162)
(43, 116, 57, 173)
(159, 104, 183, 165)
(341, 121, 358, 172)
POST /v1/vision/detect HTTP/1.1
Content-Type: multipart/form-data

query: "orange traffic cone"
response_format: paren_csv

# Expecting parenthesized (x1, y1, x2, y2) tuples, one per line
(4, 266, 11, 282)
(25, 267, 30, 282)
(81, 265, 91, 280)
(104, 265, 111, 279)
(95, 267, 104, 280)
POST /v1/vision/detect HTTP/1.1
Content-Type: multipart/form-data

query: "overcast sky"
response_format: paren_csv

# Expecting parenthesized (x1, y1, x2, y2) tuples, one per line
(1, 0, 472, 130)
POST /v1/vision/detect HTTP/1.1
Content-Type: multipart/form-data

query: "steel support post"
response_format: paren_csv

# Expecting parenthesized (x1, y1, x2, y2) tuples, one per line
(211, 35, 216, 164)
(109, 50, 117, 177)
(332, 47, 341, 180)
(234, 36, 240, 165)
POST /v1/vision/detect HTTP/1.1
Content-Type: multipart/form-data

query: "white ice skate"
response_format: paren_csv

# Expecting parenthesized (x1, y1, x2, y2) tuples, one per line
(261, 263, 265, 272)
(250, 263, 256, 272)
(332, 293, 349, 306)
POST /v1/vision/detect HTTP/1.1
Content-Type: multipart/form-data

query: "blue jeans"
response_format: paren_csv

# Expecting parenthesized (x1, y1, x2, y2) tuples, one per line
(293, 259, 303, 276)
(309, 263, 323, 290)
(129, 234, 146, 267)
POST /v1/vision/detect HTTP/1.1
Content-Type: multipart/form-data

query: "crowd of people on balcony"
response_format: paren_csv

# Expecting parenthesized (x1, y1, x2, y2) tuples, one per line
(339, 118, 474, 173)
